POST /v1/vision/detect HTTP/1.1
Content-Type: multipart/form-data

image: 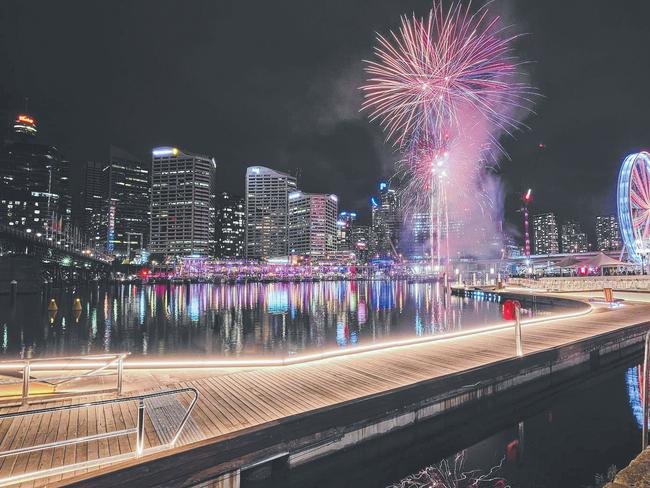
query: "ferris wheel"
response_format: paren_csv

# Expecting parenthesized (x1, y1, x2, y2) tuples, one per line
(617, 151, 650, 263)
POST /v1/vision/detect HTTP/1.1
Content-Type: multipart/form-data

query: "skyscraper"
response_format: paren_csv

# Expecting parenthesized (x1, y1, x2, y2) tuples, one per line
(595, 215, 621, 251)
(150, 146, 216, 257)
(336, 211, 357, 251)
(350, 225, 373, 262)
(81, 161, 106, 248)
(372, 182, 400, 256)
(288, 191, 338, 258)
(561, 219, 589, 253)
(532, 212, 560, 255)
(57, 158, 73, 230)
(215, 192, 245, 258)
(0, 113, 62, 237)
(104, 146, 151, 257)
(245, 166, 297, 260)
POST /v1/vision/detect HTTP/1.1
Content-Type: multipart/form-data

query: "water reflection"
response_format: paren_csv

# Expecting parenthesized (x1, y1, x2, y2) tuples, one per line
(388, 451, 509, 488)
(0, 281, 557, 359)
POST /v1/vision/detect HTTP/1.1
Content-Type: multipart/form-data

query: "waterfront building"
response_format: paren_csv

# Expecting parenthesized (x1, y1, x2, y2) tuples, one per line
(245, 166, 297, 260)
(150, 146, 216, 257)
(532, 212, 560, 255)
(336, 211, 357, 251)
(372, 182, 400, 257)
(215, 192, 245, 258)
(81, 161, 106, 248)
(595, 215, 621, 251)
(288, 191, 338, 258)
(104, 146, 151, 258)
(561, 219, 589, 253)
(350, 225, 374, 262)
(0, 113, 62, 237)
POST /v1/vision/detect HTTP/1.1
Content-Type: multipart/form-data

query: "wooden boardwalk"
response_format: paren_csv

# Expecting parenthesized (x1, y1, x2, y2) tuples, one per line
(1, 297, 650, 487)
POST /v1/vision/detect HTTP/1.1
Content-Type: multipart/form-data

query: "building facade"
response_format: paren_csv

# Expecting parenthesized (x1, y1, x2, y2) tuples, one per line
(0, 113, 66, 238)
(288, 191, 338, 258)
(561, 219, 589, 253)
(350, 225, 373, 262)
(215, 192, 245, 258)
(245, 166, 297, 260)
(150, 146, 216, 257)
(104, 146, 151, 258)
(595, 215, 621, 251)
(532, 212, 560, 255)
(372, 182, 400, 257)
(81, 161, 106, 248)
(336, 211, 357, 251)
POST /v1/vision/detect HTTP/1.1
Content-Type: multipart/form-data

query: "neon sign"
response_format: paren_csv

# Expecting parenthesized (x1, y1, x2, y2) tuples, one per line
(17, 114, 35, 125)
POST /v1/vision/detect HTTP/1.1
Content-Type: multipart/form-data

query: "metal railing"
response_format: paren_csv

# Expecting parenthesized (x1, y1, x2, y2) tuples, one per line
(0, 353, 128, 406)
(0, 387, 199, 487)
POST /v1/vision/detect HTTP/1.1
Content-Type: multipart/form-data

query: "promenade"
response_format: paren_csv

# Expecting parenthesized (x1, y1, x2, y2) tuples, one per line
(1, 292, 649, 487)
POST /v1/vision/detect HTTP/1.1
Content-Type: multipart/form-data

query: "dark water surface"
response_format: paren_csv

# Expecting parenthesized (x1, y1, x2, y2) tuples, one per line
(0, 281, 565, 358)
(255, 358, 643, 488)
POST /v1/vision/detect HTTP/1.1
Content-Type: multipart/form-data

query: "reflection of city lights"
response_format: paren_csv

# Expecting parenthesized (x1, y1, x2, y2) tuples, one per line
(627, 366, 645, 429)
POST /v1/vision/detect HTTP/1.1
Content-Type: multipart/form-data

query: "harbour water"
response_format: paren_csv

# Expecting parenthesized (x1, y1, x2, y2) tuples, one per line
(257, 357, 644, 488)
(0, 280, 565, 358)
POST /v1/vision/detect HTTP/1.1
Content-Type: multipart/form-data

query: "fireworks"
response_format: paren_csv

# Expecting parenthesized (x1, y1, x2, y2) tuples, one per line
(362, 1, 532, 149)
(362, 1, 535, 264)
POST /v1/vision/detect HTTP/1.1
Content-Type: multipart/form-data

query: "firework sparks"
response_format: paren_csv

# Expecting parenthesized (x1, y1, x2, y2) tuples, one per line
(362, 1, 532, 148)
(362, 1, 535, 264)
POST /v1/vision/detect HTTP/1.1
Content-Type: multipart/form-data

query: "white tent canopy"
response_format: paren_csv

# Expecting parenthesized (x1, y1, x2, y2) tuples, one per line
(578, 252, 635, 269)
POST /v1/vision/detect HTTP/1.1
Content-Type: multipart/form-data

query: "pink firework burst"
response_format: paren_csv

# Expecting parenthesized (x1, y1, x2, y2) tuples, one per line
(361, 1, 533, 149)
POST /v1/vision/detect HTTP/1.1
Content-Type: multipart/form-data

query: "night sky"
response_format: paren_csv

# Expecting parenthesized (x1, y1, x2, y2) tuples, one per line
(1, 1, 649, 236)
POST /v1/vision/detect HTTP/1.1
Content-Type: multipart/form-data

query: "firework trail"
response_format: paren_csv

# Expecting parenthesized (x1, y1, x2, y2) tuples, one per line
(362, 1, 535, 261)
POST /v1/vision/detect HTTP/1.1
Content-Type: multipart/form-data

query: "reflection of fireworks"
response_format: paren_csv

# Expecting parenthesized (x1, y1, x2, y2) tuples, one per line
(387, 451, 509, 488)
(388, 451, 510, 488)
(362, 1, 535, 262)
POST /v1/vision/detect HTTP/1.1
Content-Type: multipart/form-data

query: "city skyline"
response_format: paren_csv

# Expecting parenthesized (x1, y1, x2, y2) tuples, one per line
(1, 1, 649, 233)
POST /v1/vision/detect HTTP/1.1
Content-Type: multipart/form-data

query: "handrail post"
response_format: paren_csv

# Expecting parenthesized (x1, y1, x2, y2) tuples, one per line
(515, 305, 523, 357)
(641, 332, 650, 450)
(22, 360, 30, 405)
(136, 399, 145, 456)
(117, 354, 124, 396)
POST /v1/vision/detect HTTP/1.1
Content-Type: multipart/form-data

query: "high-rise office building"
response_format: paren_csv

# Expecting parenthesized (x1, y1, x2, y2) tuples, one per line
(0, 113, 62, 237)
(215, 192, 245, 258)
(350, 225, 373, 262)
(288, 191, 338, 257)
(372, 182, 400, 256)
(336, 211, 357, 251)
(245, 166, 297, 260)
(104, 146, 151, 257)
(150, 146, 216, 257)
(407, 211, 431, 259)
(532, 212, 560, 255)
(57, 158, 73, 230)
(81, 161, 106, 248)
(595, 215, 621, 251)
(561, 219, 589, 253)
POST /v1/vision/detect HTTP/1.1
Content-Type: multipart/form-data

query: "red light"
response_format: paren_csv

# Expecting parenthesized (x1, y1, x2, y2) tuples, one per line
(538, 142, 545, 149)
(138, 268, 150, 279)
(17, 114, 35, 126)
